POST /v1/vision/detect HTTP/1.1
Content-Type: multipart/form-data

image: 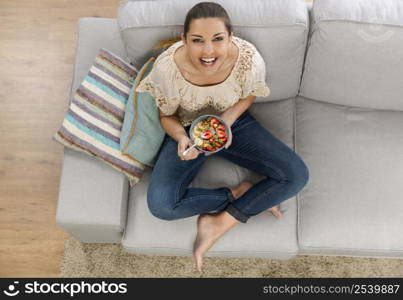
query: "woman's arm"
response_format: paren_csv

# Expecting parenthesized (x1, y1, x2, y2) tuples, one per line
(159, 109, 201, 160)
(219, 94, 256, 127)
(159, 110, 187, 142)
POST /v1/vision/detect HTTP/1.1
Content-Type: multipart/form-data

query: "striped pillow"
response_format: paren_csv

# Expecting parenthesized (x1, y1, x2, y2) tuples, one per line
(53, 48, 145, 187)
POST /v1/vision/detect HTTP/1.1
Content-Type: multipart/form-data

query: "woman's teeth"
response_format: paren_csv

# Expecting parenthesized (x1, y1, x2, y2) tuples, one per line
(200, 58, 217, 65)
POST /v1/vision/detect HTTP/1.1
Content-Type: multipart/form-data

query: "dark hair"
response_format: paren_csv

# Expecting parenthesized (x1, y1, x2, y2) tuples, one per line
(153, 2, 233, 50)
(183, 2, 232, 38)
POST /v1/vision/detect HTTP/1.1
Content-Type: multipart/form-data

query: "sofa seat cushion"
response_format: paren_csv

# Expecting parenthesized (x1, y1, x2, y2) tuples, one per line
(295, 96, 403, 257)
(122, 99, 299, 258)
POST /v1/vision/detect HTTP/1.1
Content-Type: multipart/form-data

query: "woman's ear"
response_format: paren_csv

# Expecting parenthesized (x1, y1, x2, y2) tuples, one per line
(181, 33, 186, 45)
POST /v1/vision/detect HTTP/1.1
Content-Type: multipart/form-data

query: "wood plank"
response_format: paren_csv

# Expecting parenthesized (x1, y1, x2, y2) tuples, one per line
(0, 0, 121, 277)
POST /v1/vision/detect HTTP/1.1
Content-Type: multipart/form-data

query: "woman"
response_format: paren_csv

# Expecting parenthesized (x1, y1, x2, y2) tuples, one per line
(136, 2, 309, 272)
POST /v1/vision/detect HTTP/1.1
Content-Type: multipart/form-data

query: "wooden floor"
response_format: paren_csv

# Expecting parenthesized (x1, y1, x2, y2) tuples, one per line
(0, 0, 314, 277)
(0, 0, 122, 278)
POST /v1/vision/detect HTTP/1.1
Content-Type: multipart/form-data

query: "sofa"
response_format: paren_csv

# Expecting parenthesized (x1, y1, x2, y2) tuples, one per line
(55, 0, 403, 260)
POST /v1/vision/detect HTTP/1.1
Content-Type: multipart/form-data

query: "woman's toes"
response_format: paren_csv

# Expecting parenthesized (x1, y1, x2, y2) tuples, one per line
(268, 205, 284, 218)
(194, 251, 203, 272)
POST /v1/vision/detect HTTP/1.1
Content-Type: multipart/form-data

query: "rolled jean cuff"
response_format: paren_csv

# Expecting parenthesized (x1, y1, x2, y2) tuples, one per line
(221, 187, 235, 203)
(225, 203, 249, 223)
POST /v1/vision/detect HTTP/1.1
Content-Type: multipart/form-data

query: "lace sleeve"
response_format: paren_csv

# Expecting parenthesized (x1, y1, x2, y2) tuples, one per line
(242, 49, 271, 98)
(135, 59, 180, 116)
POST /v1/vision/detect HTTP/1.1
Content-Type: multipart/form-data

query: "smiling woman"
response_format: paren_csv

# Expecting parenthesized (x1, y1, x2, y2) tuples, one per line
(135, 1, 309, 273)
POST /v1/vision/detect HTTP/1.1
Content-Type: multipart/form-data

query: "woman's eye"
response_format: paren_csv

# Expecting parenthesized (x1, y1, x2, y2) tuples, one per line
(192, 37, 224, 43)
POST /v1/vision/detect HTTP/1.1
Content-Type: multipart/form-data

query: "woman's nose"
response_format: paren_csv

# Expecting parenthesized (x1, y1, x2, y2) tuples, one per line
(202, 42, 214, 56)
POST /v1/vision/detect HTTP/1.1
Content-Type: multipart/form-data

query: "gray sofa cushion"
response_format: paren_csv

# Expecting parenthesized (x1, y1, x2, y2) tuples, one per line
(300, 0, 403, 111)
(56, 18, 131, 243)
(295, 96, 403, 257)
(122, 99, 299, 258)
(117, 0, 309, 102)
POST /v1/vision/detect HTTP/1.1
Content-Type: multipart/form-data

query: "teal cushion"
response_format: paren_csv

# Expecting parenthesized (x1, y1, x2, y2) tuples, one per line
(120, 57, 166, 167)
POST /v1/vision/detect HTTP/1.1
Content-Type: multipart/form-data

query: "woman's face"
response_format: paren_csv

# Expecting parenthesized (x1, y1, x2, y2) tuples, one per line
(181, 17, 233, 75)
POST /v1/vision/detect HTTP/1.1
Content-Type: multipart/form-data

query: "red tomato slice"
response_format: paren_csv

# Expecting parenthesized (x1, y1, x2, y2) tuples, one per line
(216, 130, 226, 138)
(201, 130, 213, 139)
(217, 124, 226, 131)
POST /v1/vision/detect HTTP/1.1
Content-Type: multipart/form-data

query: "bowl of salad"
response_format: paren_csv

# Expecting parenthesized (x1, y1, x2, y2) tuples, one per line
(189, 115, 232, 154)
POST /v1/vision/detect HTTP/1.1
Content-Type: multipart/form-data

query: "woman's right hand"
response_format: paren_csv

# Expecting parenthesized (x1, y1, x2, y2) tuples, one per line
(177, 135, 202, 161)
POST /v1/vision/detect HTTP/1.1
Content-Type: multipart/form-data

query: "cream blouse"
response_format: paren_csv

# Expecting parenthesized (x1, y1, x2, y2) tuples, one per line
(135, 36, 270, 127)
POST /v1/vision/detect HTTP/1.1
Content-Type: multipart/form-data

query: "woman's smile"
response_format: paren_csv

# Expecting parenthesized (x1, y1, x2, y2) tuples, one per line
(200, 57, 218, 67)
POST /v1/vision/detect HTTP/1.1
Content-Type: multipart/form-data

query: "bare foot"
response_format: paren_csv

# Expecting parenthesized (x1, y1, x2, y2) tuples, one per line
(193, 181, 254, 272)
(193, 214, 220, 272)
(193, 211, 239, 272)
(229, 180, 254, 199)
(268, 205, 283, 218)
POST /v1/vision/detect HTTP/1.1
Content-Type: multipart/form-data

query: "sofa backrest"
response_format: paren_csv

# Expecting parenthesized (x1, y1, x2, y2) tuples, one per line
(299, 0, 403, 111)
(117, 0, 309, 102)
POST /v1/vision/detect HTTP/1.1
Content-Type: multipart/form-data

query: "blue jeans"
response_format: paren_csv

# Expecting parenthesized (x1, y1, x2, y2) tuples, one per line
(147, 110, 309, 223)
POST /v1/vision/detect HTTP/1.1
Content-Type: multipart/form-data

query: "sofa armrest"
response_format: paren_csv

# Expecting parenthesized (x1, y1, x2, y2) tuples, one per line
(55, 18, 131, 243)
